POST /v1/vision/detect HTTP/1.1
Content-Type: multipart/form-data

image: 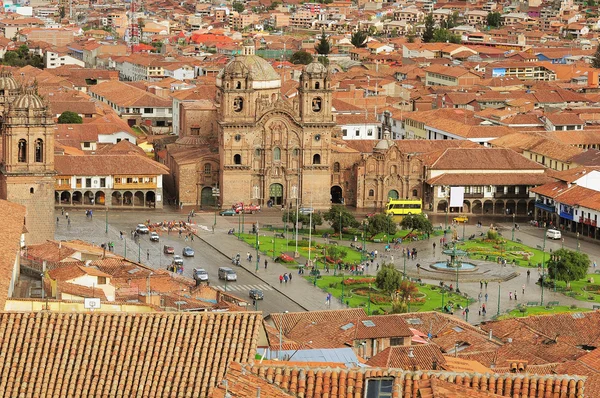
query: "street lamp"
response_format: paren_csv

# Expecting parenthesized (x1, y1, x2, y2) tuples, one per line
(441, 287, 446, 312)
(238, 211, 241, 240)
(497, 282, 501, 316)
(212, 186, 220, 233)
(403, 251, 406, 279)
(279, 310, 288, 360)
(137, 238, 141, 263)
(512, 214, 516, 241)
(453, 242, 460, 294)
(362, 220, 367, 262)
(577, 232, 580, 252)
(105, 207, 108, 234)
(367, 283, 371, 315)
(255, 229, 259, 273)
(272, 235, 276, 261)
(541, 228, 547, 306)
(341, 274, 345, 305)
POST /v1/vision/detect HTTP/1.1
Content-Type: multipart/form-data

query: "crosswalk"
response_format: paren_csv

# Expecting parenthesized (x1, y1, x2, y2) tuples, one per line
(212, 283, 273, 292)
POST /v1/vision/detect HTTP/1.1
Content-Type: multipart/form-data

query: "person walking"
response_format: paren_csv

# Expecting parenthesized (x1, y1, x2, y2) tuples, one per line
(279, 274, 283, 284)
(284, 274, 288, 283)
(514, 291, 518, 300)
(478, 292, 482, 302)
(146, 249, 150, 260)
(247, 252, 251, 261)
(56, 216, 59, 225)
(433, 242, 436, 252)
(522, 284, 525, 295)
(289, 273, 292, 282)
(509, 291, 513, 300)
(264, 259, 268, 269)
(67, 218, 71, 227)
(485, 293, 488, 302)
(65, 212, 69, 219)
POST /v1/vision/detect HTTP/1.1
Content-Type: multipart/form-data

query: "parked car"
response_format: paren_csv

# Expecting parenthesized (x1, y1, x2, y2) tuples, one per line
(218, 267, 237, 281)
(163, 245, 175, 254)
(453, 215, 469, 223)
(220, 209, 237, 216)
(242, 204, 261, 214)
(136, 224, 150, 234)
(182, 247, 195, 257)
(172, 255, 184, 266)
(150, 232, 160, 242)
(193, 268, 209, 282)
(249, 289, 264, 300)
(299, 207, 314, 215)
(546, 229, 562, 240)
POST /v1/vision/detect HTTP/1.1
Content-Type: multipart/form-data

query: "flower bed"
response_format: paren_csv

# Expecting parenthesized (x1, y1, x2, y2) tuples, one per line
(342, 277, 376, 286)
(275, 253, 295, 264)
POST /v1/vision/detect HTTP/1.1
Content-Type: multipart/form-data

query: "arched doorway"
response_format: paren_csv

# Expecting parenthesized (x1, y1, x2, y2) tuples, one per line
(331, 186, 343, 204)
(134, 191, 144, 206)
(95, 191, 105, 206)
(527, 201, 534, 216)
(269, 183, 283, 206)
(112, 191, 122, 206)
(437, 200, 447, 213)
(201, 187, 216, 208)
(83, 191, 93, 205)
(505, 200, 516, 215)
(72, 191, 82, 205)
(517, 200, 527, 215)
(472, 200, 482, 214)
(495, 200, 505, 215)
(123, 191, 133, 206)
(388, 190, 399, 200)
(146, 191, 156, 208)
(483, 200, 493, 215)
(462, 200, 471, 213)
(54, 191, 60, 204)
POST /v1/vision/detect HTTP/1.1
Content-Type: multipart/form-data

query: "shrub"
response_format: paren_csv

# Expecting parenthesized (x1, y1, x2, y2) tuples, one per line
(571, 304, 578, 309)
(275, 253, 295, 263)
(487, 230, 498, 240)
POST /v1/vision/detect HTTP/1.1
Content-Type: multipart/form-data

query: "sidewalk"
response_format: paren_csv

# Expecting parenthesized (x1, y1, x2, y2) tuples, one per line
(199, 231, 344, 311)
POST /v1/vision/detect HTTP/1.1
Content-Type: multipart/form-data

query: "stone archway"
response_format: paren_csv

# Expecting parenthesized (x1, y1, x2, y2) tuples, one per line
(146, 191, 156, 208)
(54, 191, 60, 204)
(83, 191, 93, 205)
(505, 200, 516, 215)
(134, 191, 144, 206)
(517, 200, 527, 215)
(462, 200, 471, 213)
(72, 191, 82, 205)
(527, 201, 534, 216)
(331, 186, 343, 204)
(269, 183, 283, 206)
(112, 191, 122, 206)
(472, 200, 482, 214)
(483, 200, 493, 215)
(123, 191, 133, 206)
(437, 200, 447, 213)
(95, 191, 105, 206)
(495, 200, 505, 215)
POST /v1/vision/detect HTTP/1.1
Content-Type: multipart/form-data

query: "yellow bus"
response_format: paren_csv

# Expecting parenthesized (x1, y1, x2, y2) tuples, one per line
(385, 199, 423, 216)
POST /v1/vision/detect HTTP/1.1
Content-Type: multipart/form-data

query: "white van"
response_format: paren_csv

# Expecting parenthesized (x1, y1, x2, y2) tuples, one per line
(546, 229, 562, 240)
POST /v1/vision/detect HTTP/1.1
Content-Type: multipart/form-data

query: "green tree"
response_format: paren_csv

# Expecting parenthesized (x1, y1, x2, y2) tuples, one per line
(375, 264, 402, 299)
(322, 205, 359, 234)
(58, 111, 83, 124)
(315, 29, 331, 55)
(406, 28, 416, 43)
(17, 44, 29, 59)
(367, 213, 396, 236)
(310, 212, 323, 232)
(232, 1, 245, 12)
(289, 50, 313, 65)
(351, 30, 368, 48)
(593, 45, 600, 68)
(3, 51, 20, 66)
(423, 13, 435, 43)
(397, 280, 419, 304)
(486, 12, 501, 28)
(547, 249, 589, 288)
(400, 214, 433, 234)
(326, 245, 348, 262)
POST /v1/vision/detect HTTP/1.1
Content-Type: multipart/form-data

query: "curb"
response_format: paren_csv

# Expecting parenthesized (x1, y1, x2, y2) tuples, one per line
(197, 233, 311, 312)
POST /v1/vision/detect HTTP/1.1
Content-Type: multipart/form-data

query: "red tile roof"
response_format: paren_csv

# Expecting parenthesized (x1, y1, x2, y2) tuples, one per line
(0, 311, 262, 397)
(0, 200, 26, 310)
(54, 154, 169, 176)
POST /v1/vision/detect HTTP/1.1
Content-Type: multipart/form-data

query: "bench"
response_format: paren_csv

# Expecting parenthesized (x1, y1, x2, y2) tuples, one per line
(594, 305, 600, 310)
(536, 245, 543, 250)
(329, 240, 338, 246)
(373, 239, 382, 243)
(547, 301, 560, 307)
(516, 238, 522, 243)
(594, 270, 600, 274)
(275, 233, 285, 239)
(302, 237, 310, 242)
(526, 301, 539, 307)
(263, 224, 273, 230)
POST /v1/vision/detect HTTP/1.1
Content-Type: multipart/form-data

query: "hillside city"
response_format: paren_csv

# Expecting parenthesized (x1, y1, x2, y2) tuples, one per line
(3, 0, 600, 395)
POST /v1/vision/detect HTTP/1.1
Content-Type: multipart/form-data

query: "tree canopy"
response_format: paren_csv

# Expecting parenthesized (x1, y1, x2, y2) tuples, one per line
(289, 50, 313, 65)
(57, 111, 83, 124)
(351, 31, 368, 48)
(486, 12, 501, 28)
(232, 2, 245, 12)
(367, 213, 396, 236)
(422, 14, 435, 43)
(547, 249, 589, 287)
(375, 264, 403, 298)
(2, 45, 42, 68)
(400, 214, 433, 234)
(322, 205, 359, 234)
(315, 29, 331, 55)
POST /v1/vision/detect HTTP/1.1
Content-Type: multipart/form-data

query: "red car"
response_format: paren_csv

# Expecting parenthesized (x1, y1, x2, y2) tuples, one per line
(163, 245, 175, 254)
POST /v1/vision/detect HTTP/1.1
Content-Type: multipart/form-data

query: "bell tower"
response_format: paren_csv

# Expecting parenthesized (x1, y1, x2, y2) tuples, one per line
(298, 60, 333, 124)
(0, 87, 56, 244)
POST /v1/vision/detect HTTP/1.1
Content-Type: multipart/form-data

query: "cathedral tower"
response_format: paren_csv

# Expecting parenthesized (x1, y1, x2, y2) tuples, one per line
(0, 86, 56, 244)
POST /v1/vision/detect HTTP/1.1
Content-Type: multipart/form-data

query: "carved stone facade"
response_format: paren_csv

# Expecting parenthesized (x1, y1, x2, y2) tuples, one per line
(0, 72, 56, 245)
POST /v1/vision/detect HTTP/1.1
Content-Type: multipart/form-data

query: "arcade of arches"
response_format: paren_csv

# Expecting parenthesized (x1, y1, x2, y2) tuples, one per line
(435, 199, 535, 216)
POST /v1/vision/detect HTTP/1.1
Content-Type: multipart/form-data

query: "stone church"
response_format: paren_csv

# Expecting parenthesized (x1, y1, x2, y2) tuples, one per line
(0, 71, 56, 244)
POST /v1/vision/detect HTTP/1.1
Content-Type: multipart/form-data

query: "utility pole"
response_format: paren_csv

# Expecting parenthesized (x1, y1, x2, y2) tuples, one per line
(541, 230, 546, 306)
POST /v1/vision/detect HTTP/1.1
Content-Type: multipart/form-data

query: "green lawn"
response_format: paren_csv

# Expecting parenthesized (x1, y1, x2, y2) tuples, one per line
(552, 273, 600, 304)
(497, 305, 592, 320)
(458, 239, 546, 267)
(308, 275, 470, 314)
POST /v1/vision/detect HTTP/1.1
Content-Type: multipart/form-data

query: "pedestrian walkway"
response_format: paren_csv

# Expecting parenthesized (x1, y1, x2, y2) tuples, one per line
(212, 283, 273, 292)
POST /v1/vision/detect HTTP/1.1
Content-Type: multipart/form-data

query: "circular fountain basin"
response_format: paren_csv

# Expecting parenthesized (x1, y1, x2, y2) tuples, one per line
(430, 262, 478, 272)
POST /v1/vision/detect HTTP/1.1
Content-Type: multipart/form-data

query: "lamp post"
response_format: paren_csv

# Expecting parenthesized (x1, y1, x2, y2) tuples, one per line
(462, 220, 465, 241)
(341, 274, 345, 306)
(272, 236, 276, 261)
(138, 239, 141, 263)
(497, 282, 501, 316)
(465, 298, 469, 322)
(238, 211, 241, 240)
(212, 186, 220, 233)
(362, 220, 367, 262)
(453, 242, 460, 293)
(441, 288, 445, 312)
(124, 237, 127, 259)
(242, 212, 245, 235)
(577, 232, 580, 252)
(541, 228, 546, 306)
(255, 230, 259, 273)
(403, 252, 406, 279)
(105, 207, 108, 234)
(279, 311, 288, 360)
(339, 211, 343, 241)
(367, 283, 371, 316)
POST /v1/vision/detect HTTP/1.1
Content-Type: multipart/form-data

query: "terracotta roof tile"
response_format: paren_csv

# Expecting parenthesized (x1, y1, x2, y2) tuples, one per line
(427, 172, 554, 186)
(366, 344, 447, 370)
(429, 148, 546, 170)
(0, 200, 26, 310)
(54, 154, 169, 176)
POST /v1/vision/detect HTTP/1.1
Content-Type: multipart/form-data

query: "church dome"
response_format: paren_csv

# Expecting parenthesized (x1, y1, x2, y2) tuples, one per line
(222, 55, 280, 82)
(304, 60, 328, 75)
(0, 70, 18, 91)
(12, 88, 45, 109)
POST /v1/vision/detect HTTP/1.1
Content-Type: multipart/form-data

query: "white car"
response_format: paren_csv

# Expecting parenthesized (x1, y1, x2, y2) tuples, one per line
(546, 229, 562, 240)
(136, 224, 150, 234)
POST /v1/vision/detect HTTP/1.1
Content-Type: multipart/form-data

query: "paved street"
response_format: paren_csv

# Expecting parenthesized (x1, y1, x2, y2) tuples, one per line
(54, 206, 600, 323)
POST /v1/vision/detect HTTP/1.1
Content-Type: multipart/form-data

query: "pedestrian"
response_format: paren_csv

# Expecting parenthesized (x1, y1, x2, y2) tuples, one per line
(184, 234, 188, 242)
(279, 275, 283, 284)
(67, 218, 71, 226)
(61, 208, 64, 216)
(509, 291, 512, 300)
(178, 229, 182, 238)
(522, 284, 525, 294)
(480, 280, 483, 289)
(478, 292, 482, 302)
(289, 273, 292, 282)
(433, 242, 436, 251)
(514, 291, 518, 300)
(482, 303, 486, 315)
(527, 269, 531, 278)
(594, 261, 597, 268)
(485, 293, 488, 302)
(65, 212, 69, 219)
(264, 259, 268, 269)
(485, 280, 488, 289)
(257, 254, 261, 263)
(249, 254, 253, 262)
(284, 274, 288, 283)
(191, 234, 194, 241)
(479, 306, 481, 316)
(247, 252, 251, 261)
(56, 216, 59, 225)
(376, 263, 380, 271)
(120, 231, 123, 240)
(147, 249, 150, 260)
